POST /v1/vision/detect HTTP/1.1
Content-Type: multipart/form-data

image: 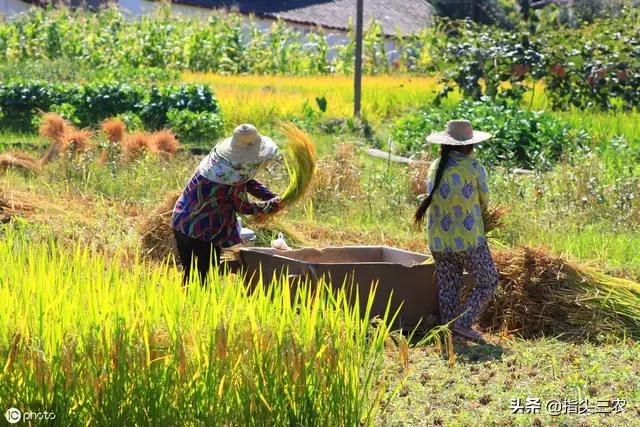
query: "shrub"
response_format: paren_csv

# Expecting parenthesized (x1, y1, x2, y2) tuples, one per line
(166, 109, 225, 143)
(435, 9, 640, 110)
(392, 99, 590, 170)
(0, 82, 222, 133)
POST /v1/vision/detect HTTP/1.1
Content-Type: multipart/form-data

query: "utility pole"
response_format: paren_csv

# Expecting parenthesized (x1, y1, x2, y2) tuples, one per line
(471, 0, 479, 21)
(354, 0, 364, 117)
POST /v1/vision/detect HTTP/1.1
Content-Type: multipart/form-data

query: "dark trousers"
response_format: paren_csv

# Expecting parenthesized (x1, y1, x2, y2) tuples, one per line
(173, 230, 221, 286)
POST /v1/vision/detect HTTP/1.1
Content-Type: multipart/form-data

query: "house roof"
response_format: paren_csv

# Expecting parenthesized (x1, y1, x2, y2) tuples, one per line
(175, 0, 435, 36)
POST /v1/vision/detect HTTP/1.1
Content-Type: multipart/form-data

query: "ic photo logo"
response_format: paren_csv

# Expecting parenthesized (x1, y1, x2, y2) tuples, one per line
(4, 407, 56, 424)
(4, 407, 21, 424)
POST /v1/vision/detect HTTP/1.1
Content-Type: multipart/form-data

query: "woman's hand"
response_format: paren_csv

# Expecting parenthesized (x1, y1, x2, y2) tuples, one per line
(256, 196, 281, 213)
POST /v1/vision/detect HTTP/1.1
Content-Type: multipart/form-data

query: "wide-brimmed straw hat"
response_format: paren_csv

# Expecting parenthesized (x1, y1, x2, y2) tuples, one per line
(215, 124, 278, 163)
(426, 120, 492, 146)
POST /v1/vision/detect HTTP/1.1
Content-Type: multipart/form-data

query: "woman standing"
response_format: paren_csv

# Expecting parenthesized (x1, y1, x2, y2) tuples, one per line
(172, 124, 282, 285)
(414, 120, 499, 343)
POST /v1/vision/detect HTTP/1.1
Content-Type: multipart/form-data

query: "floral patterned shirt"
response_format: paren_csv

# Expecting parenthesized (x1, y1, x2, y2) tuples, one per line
(172, 175, 281, 245)
(426, 151, 489, 253)
(172, 148, 281, 245)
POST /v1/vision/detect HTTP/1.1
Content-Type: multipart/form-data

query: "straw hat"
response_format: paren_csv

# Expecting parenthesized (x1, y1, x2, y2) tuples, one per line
(215, 124, 278, 163)
(426, 120, 492, 146)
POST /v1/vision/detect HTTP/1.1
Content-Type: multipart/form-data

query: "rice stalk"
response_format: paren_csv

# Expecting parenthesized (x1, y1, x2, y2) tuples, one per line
(278, 122, 317, 206)
(0, 228, 396, 425)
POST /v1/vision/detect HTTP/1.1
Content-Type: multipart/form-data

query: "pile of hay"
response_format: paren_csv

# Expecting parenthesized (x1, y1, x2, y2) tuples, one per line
(0, 152, 41, 174)
(474, 246, 640, 340)
(139, 192, 308, 262)
(0, 190, 35, 223)
(139, 191, 181, 262)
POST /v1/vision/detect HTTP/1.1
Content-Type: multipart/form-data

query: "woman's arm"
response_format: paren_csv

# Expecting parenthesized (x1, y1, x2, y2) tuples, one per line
(245, 179, 277, 201)
(477, 164, 490, 211)
(230, 181, 282, 215)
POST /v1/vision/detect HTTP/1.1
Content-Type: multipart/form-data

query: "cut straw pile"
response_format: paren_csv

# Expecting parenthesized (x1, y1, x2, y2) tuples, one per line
(472, 246, 640, 340)
(0, 152, 41, 174)
(472, 208, 640, 340)
(0, 190, 36, 223)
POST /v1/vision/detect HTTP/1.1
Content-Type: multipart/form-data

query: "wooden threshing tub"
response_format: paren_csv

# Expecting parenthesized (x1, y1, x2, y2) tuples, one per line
(238, 246, 447, 329)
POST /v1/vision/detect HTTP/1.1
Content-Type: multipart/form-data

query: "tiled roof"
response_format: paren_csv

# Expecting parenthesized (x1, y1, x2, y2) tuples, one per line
(176, 0, 435, 36)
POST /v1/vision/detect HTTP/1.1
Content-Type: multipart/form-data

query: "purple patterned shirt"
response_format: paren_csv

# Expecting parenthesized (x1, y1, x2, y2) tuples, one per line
(172, 173, 280, 246)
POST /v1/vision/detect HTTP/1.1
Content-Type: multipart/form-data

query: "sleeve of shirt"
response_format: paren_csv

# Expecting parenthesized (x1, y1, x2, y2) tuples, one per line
(231, 181, 283, 215)
(245, 179, 277, 201)
(425, 159, 439, 196)
(477, 163, 490, 210)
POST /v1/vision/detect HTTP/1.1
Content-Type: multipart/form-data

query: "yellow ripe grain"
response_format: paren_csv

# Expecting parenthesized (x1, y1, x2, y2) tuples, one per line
(182, 72, 445, 129)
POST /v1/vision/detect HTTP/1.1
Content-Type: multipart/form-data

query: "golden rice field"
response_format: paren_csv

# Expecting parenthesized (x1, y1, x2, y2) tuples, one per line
(182, 72, 446, 129)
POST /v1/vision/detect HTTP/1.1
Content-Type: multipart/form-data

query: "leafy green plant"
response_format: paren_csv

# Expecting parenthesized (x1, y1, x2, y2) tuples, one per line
(166, 109, 224, 142)
(434, 9, 640, 111)
(0, 6, 445, 78)
(0, 82, 222, 132)
(392, 99, 590, 169)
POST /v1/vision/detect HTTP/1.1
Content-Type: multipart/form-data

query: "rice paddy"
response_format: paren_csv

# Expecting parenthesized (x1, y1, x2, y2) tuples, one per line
(182, 73, 448, 129)
(1, 51, 640, 427)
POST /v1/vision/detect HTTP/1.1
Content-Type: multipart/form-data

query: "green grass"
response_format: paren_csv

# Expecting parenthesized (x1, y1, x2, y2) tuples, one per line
(379, 338, 640, 426)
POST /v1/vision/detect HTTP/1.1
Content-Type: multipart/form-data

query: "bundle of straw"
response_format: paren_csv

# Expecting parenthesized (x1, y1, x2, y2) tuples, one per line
(62, 129, 93, 154)
(0, 152, 41, 174)
(123, 132, 153, 162)
(482, 205, 509, 234)
(278, 122, 317, 206)
(38, 112, 68, 144)
(473, 246, 640, 340)
(150, 130, 180, 159)
(101, 118, 126, 143)
(39, 112, 71, 165)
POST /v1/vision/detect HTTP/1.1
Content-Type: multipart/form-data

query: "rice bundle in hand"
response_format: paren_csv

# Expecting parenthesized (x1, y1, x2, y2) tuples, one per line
(482, 205, 508, 234)
(278, 122, 317, 206)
